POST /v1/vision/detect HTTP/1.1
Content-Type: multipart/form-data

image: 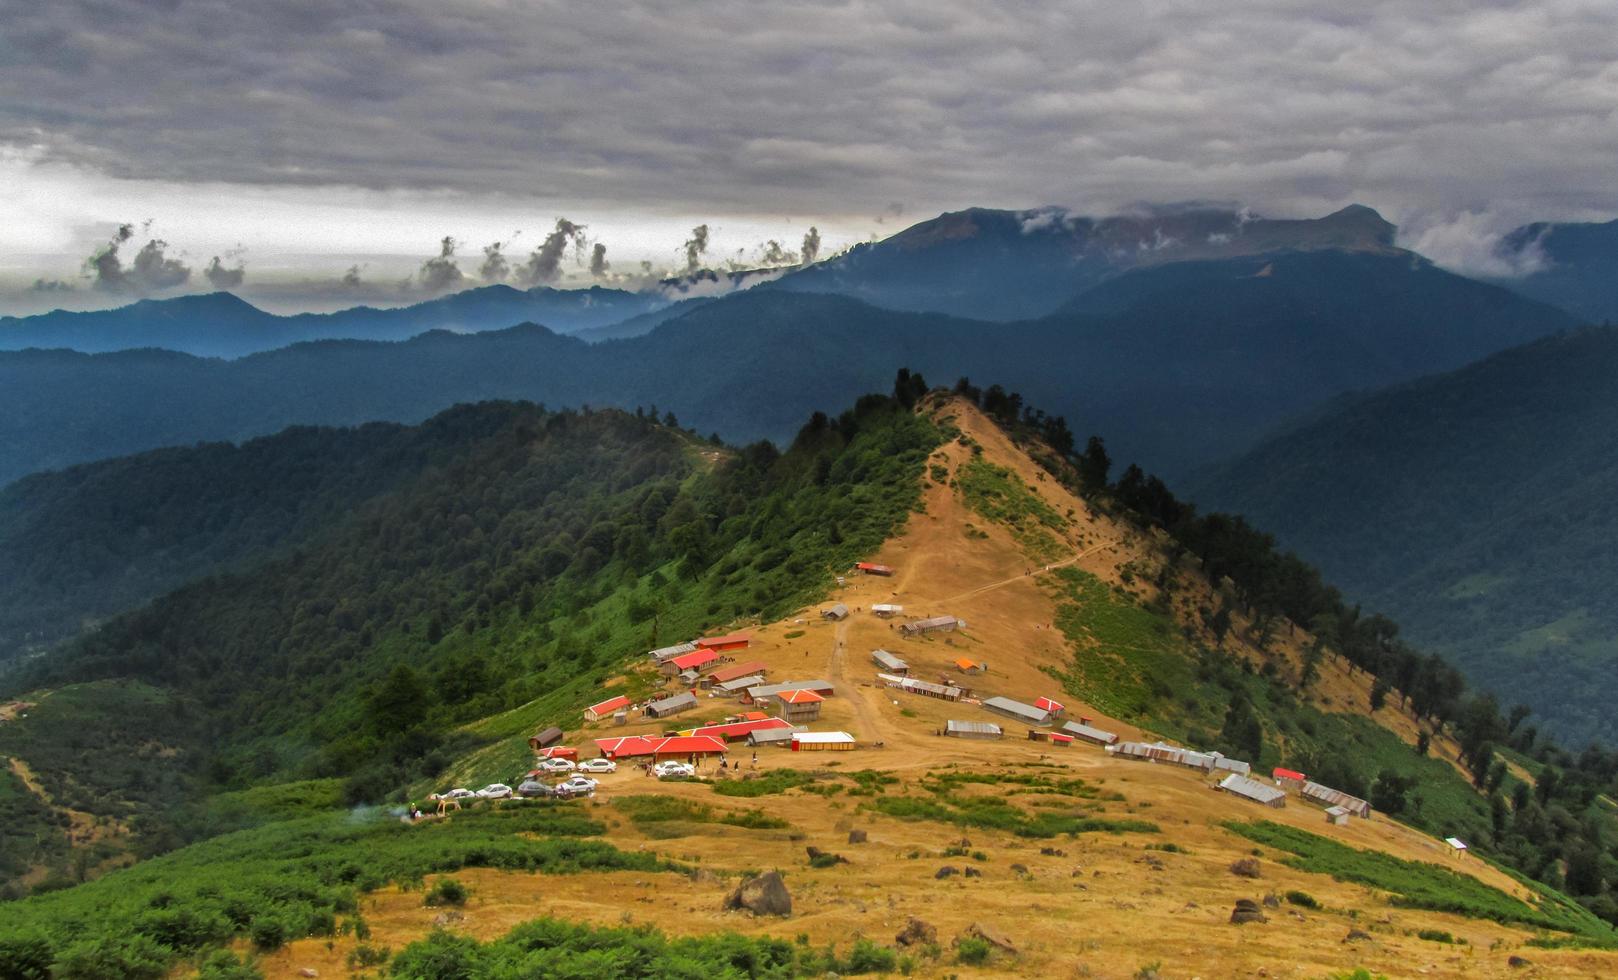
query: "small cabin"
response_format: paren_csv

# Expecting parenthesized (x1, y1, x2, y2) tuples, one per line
(645, 692, 699, 719)
(821, 603, 850, 621)
(584, 695, 631, 722)
(871, 603, 903, 618)
(774, 689, 825, 724)
(946, 720, 1003, 739)
(871, 649, 908, 674)
(791, 731, 855, 752)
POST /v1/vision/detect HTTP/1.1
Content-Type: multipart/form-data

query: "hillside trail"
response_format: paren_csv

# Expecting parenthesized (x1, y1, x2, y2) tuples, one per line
(933, 539, 1116, 606)
(825, 615, 888, 744)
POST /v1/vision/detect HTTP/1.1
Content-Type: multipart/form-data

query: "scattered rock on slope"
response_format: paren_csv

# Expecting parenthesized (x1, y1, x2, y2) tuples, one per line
(724, 870, 792, 917)
(896, 917, 937, 946)
(1229, 899, 1267, 924)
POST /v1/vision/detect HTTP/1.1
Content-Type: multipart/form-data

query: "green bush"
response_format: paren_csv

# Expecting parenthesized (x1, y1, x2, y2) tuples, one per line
(248, 914, 290, 952)
(809, 853, 842, 869)
(954, 936, 992, 966)
(1285, 890, 1320, 909)
(0, 928, 53, 980)
(346, 943, 391, 969)
(1417, 928, 1460, 944)
(196, 949, 265, 979)
(52, 935, 170, 980)
(845, 937, 898, 974)
(424, 877, 469, 907)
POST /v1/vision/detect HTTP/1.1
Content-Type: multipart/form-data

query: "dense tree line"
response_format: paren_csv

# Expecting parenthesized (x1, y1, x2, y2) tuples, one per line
(2, 393, 939, 870)
(952, 372, 1618, 925)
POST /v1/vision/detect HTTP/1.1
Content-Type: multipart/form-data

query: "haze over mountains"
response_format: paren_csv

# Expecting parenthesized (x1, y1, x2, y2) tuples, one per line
(1188, 325, 1618, 747)
(1490, 217, 1618, 325)
(0, 204, 1583, 490)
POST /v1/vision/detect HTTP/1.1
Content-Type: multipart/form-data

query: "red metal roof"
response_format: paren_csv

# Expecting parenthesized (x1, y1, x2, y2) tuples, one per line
(740, 711, 770, 722)
(688, 717, 793, 741)
(593, 734, 728, 759)
(542, 746, 578, 759)
(953, 658, 979, 671)
(695, 632, 752, 649)
(1034, 697, 1064, 713)
(856, 562, 894, 573)
(707, 661, 768, 683)
(1273, 767, 1307, 781)
(778, 689, 824, 704)
(585, 695, 630, 716)
(671, 648, 722, 670)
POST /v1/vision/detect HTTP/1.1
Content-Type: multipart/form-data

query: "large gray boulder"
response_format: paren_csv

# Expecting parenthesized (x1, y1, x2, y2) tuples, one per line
(724, 870, 792, 917)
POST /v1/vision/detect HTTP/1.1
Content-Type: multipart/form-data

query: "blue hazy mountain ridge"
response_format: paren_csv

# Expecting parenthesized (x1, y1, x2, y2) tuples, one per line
(0, 243, 1576, 492)
(0, 284, 669, 358)
(1491, 217, 1618, 325)
(763, 202, 1405, 320)
(1185, 325, 1618, 746)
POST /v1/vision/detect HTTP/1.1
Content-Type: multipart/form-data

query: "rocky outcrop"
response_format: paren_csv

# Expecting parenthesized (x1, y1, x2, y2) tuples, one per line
(724, 870, 792, 917)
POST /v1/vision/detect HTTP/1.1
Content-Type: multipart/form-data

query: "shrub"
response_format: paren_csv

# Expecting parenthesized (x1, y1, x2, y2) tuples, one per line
(52, 935, 170, 980)
(249, 914, 291, 952)
(196, 949, 265, 979)
(809, 852, 842, 869)
(387, 929, 482, 978)
(425, 877, 469, 907)
(1285, 890, 1320, 909)
(347, 943, 392, 969)
(0, 928, 53, 980)
(1417, 929, 1459, 944)
(955, 936, 992, 965)
(845, 937, 898, 974)
(1229, 857, 1262, 878)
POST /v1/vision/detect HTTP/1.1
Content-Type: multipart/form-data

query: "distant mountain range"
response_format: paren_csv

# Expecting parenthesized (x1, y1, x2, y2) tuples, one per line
(0, 285, 671, 358)
(0, 244, 1574, 489)
(765, 203, 1404, 320)
(1187, 326, 1618, 746)
(1491, 217, 1618, 325)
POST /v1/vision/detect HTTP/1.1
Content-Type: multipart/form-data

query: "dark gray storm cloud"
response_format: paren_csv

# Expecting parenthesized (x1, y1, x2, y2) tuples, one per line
(683, 224, 709, 274)
(82, 222, 194, 292)
(515, 218, 586, 286)
(589, 242, 609, 277)
(801, 227, 821, 265)
(3, 1, 1615, 245)
(416, 236, 464, 292)
(204, 254, 246, 289)
(479, 240, 511, 283)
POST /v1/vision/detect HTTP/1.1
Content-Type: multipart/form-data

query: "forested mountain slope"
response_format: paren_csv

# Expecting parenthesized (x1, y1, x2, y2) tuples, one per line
(0, 249, 1575, 488)
(7, 387, 1618, 978)
(0, 391, 940, 886)
(1491, 217, 1618, 324)
(1187, 326, 1618, 746)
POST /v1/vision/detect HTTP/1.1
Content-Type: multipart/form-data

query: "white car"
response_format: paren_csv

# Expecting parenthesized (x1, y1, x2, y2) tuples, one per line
(442, 787, 477, 800)
(476, 783, 513, 800)
(577, 758, 617, 774)
(555, 775, 599, 795)
(653, 761, 695, 780)
(536, 757, 577, 773)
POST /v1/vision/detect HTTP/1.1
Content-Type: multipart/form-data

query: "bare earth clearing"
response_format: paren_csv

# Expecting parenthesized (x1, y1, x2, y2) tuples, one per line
(258, 399, 1614, 978)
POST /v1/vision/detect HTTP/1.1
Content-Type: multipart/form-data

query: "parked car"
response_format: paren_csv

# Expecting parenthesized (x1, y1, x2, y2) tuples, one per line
(577, 758, 617, 774)
(556, 775, 599, 795)
(441, 787, 477, 800)
(476, 783, 513, 799)
(653, 761, 695, 780)
(516, 779, 554, 798)
(537, 757, 577, 773)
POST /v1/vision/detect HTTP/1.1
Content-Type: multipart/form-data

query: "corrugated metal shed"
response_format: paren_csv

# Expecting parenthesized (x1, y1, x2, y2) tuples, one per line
(645, 691, 698, 718)
(584, 695, 630, 720)
(872, 603, 903, 617)
(982, 696, 1054, 725)
(900, 615, 963, 636)
(871, 649, 908, 672)
(791, 731, 856, 749)
(945, 720, 1003, 739)
(877, 673, 963, 701)
(716, 675, 765, 694)
(527, 725, 565, 750)
(747, 727, 796, 746)
(1325, 805, 1351, 825)
(747, 680, 834, 700)
(1061, 721, 1119, 746)
(707, 660, 768, 684)
(821, 603, 850, 621)
(1218, 773, 1287, 807)
(648, 641, 697, 662)
(1210, 755, 1251, 776)
(1302, 781, 1372, 818)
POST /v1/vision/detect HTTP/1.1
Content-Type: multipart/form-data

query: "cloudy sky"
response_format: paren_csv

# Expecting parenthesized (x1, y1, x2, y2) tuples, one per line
(2, 0, 1615, 313)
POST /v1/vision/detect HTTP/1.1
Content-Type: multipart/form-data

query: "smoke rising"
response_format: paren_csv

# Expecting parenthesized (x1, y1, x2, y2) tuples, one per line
(589, 242, 609, 277)
(204, 252, 246, 289)
(516, 218, 586, 285)
(479, 241, 511, 282)
(801, 226, 821, 265)
(83, 222, 195, 293)
(683, 224, 710, 273)
(758, 240, 799, 266)
(417, 236, 465, 293)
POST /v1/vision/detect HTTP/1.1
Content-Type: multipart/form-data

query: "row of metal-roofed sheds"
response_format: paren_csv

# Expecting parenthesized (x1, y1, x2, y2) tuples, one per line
(1107, 742, 1373, 820)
